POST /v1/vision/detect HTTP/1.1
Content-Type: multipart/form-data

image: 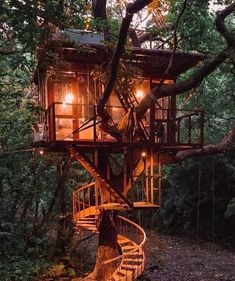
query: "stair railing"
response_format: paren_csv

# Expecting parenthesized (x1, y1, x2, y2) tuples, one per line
(103, 215, 146, 280)
(73, 182, 101, 220)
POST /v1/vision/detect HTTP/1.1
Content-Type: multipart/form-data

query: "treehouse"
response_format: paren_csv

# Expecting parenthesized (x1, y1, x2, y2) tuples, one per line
(32, 29, 205, 280)
(33, 29, 204, 151)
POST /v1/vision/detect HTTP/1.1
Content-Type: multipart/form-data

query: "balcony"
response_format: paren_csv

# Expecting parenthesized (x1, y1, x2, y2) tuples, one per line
(32, 102, 204, 149)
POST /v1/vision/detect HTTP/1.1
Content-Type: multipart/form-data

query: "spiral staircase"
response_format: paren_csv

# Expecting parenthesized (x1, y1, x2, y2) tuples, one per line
(73, 181, 146, 281)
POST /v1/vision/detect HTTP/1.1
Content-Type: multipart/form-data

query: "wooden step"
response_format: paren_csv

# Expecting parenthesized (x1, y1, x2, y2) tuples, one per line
(121, 245, 136, 252)
(79, 217, 97, 220)
(120, 264, 141, 271)
(77, 224, 97, 231)
(112, 269, 132, 281)
(76, 220, 96, 224)
(122, 258, 143, 265)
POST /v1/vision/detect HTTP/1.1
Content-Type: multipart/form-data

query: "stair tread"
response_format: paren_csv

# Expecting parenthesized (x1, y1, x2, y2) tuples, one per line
(121, 245, 136, 251)
(121, 264, 141, 270)
(76, 220, 96, 224)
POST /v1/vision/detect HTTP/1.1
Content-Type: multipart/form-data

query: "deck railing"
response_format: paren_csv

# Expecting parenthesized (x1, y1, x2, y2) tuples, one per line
(39, 102, 204, 147)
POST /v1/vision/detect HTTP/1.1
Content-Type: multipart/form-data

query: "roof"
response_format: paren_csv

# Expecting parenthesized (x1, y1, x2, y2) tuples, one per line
(37, 29, 205, 79)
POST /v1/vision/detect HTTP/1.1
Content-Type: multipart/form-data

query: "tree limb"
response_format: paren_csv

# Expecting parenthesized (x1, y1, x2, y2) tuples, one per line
(92, 0, 107, 20)
(175, 125, 235, 160)
(97, 0, 152, 121)
(136, 3, 235, 120)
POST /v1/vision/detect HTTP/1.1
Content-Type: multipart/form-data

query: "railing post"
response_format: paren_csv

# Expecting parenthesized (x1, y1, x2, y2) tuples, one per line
(158, 155, 162, 207)
(93, 105, 97, 142)
(200, 110, 204, 147)
(94, 150, 99, 207)
(52, 103, 56, 141)
(72, 192, 75, 219)
(177, 118, 180, 144)
(150, 148, 154, 204)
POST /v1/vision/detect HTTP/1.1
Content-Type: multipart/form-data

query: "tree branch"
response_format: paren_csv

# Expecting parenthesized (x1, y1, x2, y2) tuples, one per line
(175, 125, 235, 160)
(97, 0, 152, 121)
(136, 3, 235, 120)
(216, 3, 235, 48)
(92, 0, 107, 20)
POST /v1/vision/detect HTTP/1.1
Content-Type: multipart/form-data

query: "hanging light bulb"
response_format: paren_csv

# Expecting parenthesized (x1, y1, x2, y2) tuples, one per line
(141, 151, 147, 158)
(136, 89, 144, 100)
(64, 92, 74, 104)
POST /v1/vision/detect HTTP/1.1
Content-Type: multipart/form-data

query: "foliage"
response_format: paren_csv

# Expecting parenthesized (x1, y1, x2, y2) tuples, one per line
(225, 198, 235, 218)
(154, 151, 235, 241)
(0, 0, 235, 280)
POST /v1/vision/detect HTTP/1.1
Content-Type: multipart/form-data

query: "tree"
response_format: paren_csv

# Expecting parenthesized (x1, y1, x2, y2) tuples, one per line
(0, 0, 234, 280)
(83, 0, 235, 279)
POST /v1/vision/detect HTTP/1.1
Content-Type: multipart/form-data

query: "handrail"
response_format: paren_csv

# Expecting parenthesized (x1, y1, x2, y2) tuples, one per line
(73, 181, 96, 192)
(102, 215, 146, 265)
(41, 102, 204, 147)
(73, 182, 146, 280)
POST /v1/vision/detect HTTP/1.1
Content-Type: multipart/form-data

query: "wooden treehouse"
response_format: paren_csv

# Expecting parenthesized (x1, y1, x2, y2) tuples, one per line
(32, 29, 205, 280)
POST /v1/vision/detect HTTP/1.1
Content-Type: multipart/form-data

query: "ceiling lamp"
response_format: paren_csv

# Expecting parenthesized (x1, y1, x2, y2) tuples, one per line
(64, 92, 74, 104)
(136, 89, 144, 100)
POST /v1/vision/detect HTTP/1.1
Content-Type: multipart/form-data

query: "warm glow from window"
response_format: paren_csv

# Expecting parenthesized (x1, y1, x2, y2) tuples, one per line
(64, 92, 74, 104)
(136, 89, 144, 99)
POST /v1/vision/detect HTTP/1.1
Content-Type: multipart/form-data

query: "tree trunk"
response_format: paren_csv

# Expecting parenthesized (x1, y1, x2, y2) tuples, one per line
(83, 211, 118, 280)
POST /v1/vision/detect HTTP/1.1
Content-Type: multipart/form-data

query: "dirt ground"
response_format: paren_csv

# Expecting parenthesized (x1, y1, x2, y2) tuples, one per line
(140, 231, 235, 281)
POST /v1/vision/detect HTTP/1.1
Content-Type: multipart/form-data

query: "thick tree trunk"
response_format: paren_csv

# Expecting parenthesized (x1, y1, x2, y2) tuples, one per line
(83, 211, 118, 281)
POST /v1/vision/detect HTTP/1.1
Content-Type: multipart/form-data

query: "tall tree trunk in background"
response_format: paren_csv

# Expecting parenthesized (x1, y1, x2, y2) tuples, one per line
(92, 0, 107, 20)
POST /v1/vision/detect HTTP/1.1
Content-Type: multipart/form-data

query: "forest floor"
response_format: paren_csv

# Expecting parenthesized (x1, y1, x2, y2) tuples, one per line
(140, 230, 235, 281)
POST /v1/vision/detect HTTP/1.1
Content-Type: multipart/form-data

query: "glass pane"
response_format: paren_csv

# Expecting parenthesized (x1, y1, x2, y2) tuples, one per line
(55, 118, 73, 140)
(55, 103, 73, 116)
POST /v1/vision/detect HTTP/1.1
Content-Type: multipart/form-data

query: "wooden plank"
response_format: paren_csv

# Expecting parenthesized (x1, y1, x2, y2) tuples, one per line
(70, 147, 133, 208)
(150, 148, 154, 204)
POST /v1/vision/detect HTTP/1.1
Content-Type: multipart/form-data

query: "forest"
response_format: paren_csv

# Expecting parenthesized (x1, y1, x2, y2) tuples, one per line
(0, 0, 235, 280)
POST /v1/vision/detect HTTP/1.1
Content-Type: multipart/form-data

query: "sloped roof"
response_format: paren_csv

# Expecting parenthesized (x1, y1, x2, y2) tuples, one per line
(37, 29, 205, 79)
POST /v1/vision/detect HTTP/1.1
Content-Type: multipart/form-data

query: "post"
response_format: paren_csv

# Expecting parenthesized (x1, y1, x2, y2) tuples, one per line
(146, 159, 149, 204)
(52, 103, 56, 141)
(94, 150, 99, 206)
(157, 153, 162, 207)
(200, 110, 204, 147)
(150, 148, 154, 204)
(177, 118, 180, 144)
(93, 105, 97, 142)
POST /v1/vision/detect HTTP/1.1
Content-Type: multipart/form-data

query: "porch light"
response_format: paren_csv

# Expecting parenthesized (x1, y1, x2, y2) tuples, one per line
(141, 151, 147, 158)
(64, 92, 74, 104)
(136, 89, 144, 100)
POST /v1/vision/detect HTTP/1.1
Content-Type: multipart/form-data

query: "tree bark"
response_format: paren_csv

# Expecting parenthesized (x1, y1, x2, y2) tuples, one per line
(97, 0, 152, 121)
(83, 211, 118, 280)
(92, 0, 107, 20)
(136, 3, 235, 120)
(175, 125, 235, 161)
